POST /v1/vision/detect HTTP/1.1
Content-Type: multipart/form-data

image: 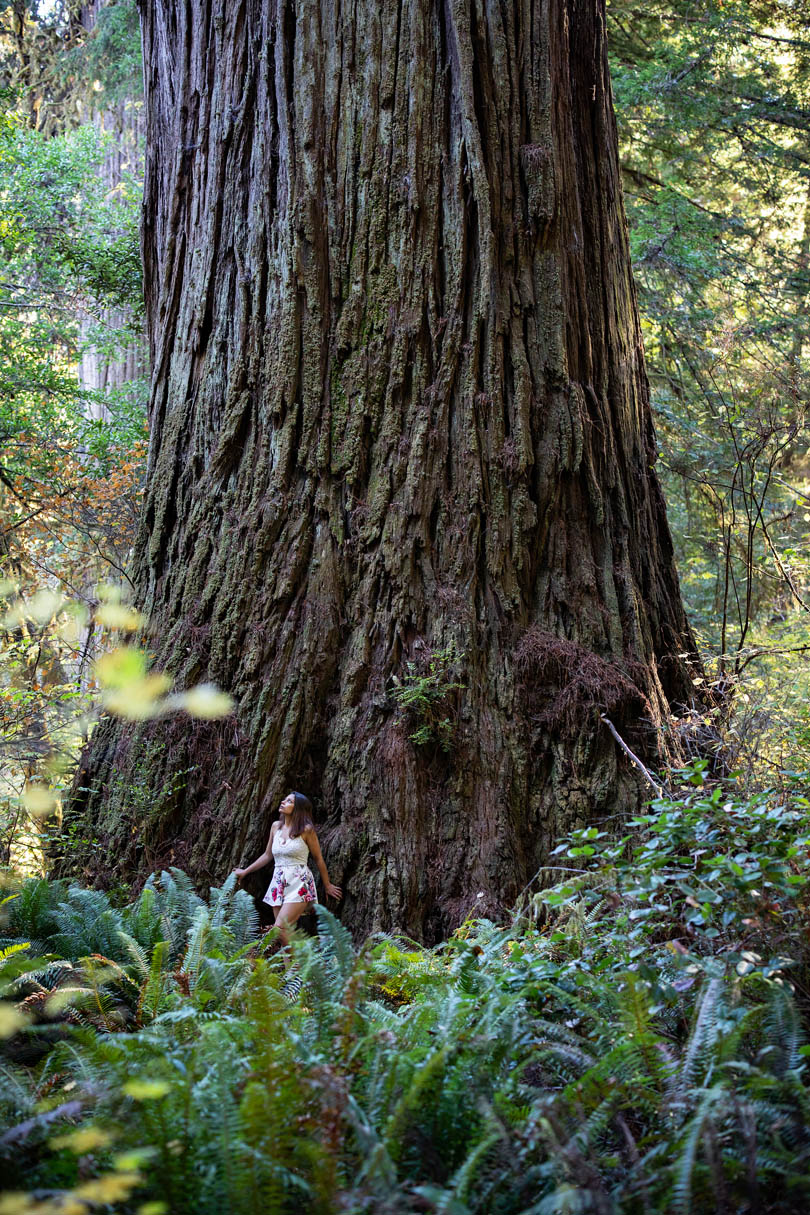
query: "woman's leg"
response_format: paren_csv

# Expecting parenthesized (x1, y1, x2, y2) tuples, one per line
(277, 904, 310, 999)
(275, 900, 309, 953)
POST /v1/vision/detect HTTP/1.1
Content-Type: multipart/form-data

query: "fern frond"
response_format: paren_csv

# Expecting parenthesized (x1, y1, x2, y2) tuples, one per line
(448, 1112, 503, 1203)
(315, 905, 355, 980)
(676, 978, 724, 1096)
(116, 930, 150, 978)
(669, 1084, 728, 1215)
(122, 884, 161, 952)
(137, 939, 172, 1024)
(382, 1043, 449, 1158)
(761, 984, 803, 1076)
(181, 904, 211, 996)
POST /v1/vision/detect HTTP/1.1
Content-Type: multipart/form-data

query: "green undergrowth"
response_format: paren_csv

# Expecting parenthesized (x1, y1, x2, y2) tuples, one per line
(2, 775, 810, 1214)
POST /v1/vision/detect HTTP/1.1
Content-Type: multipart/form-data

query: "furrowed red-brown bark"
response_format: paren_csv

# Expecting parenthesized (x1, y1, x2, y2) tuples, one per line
(62, 0, 698, 940)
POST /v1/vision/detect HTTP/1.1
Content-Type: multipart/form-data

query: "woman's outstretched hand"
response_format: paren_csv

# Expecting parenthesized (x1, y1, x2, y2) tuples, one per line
(233, 867, 246, 881)
(325, 882, 343, 900)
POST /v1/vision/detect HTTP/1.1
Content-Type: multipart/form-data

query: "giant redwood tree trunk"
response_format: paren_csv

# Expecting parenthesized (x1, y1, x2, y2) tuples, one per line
(64, 0, 699, 940)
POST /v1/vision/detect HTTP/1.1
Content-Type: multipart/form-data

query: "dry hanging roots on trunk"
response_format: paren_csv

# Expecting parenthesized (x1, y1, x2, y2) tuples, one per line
(58, 0, 700, 942)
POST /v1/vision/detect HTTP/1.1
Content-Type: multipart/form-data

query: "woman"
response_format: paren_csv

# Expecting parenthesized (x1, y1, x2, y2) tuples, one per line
(233, 791, 342, 942)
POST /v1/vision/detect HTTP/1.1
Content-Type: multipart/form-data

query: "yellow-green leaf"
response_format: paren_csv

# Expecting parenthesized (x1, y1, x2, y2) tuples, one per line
(51, 1125, 114, 1153)
(175, 683, 234, 719)
(22, 784, 56, 818)
(122, 1079, 171, 1101)
(0, 1003, 30, 1039)
(74, 1172, 142, 1203)
(102, 673, 172, 720)
(95, 647, 147, 688)
(94, 604, 144, 632)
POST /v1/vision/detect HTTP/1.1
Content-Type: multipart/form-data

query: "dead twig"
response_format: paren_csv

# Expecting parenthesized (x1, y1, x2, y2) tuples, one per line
(600, 714, 664, 798)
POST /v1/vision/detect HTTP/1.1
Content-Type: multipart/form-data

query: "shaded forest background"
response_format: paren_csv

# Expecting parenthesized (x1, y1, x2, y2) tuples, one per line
(1, 3, 810, 1214)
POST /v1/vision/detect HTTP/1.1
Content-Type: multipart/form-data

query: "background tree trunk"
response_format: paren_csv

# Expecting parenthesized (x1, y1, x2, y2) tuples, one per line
(63, 0, 698, 940)
(78, 99, 147, 413)
(75, 1, 148, 411)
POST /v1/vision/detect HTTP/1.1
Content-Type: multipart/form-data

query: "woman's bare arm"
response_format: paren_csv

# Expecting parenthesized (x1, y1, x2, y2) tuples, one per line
(304, 827, 342, 900)
(233, 823, 277, 878)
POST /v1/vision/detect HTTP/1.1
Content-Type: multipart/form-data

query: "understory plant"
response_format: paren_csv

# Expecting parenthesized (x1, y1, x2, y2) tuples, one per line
(0, 777, 809, 1213)
(390, 641, 465, 750)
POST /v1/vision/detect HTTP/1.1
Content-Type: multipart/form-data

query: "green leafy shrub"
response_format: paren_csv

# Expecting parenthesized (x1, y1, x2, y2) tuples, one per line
(534, 768, 810, 993)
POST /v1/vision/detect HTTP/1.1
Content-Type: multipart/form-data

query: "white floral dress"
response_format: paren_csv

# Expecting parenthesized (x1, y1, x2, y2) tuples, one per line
(263, 831, 318, 907)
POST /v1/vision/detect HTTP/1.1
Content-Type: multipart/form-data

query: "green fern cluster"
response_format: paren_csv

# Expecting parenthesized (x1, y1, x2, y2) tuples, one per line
(390, 641, 465, 750)
(1, 780, 810, 1213)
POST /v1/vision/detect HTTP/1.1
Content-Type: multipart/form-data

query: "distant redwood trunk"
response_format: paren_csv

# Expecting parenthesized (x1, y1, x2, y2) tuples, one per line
(63, 0, 698, 940)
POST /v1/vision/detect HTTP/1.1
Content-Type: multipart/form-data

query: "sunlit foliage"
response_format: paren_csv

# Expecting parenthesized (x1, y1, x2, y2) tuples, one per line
(609, 0, 810, 772)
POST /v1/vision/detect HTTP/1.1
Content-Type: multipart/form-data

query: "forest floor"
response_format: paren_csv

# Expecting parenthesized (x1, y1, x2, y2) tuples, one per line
(2, 768, 810, 1214)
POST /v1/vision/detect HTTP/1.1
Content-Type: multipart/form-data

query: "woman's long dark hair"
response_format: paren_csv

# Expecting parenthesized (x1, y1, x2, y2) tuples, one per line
(285, 791, 314, 839)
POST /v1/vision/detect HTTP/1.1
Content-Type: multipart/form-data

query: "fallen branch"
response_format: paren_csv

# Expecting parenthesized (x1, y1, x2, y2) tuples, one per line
(600, 714, 664, 798)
